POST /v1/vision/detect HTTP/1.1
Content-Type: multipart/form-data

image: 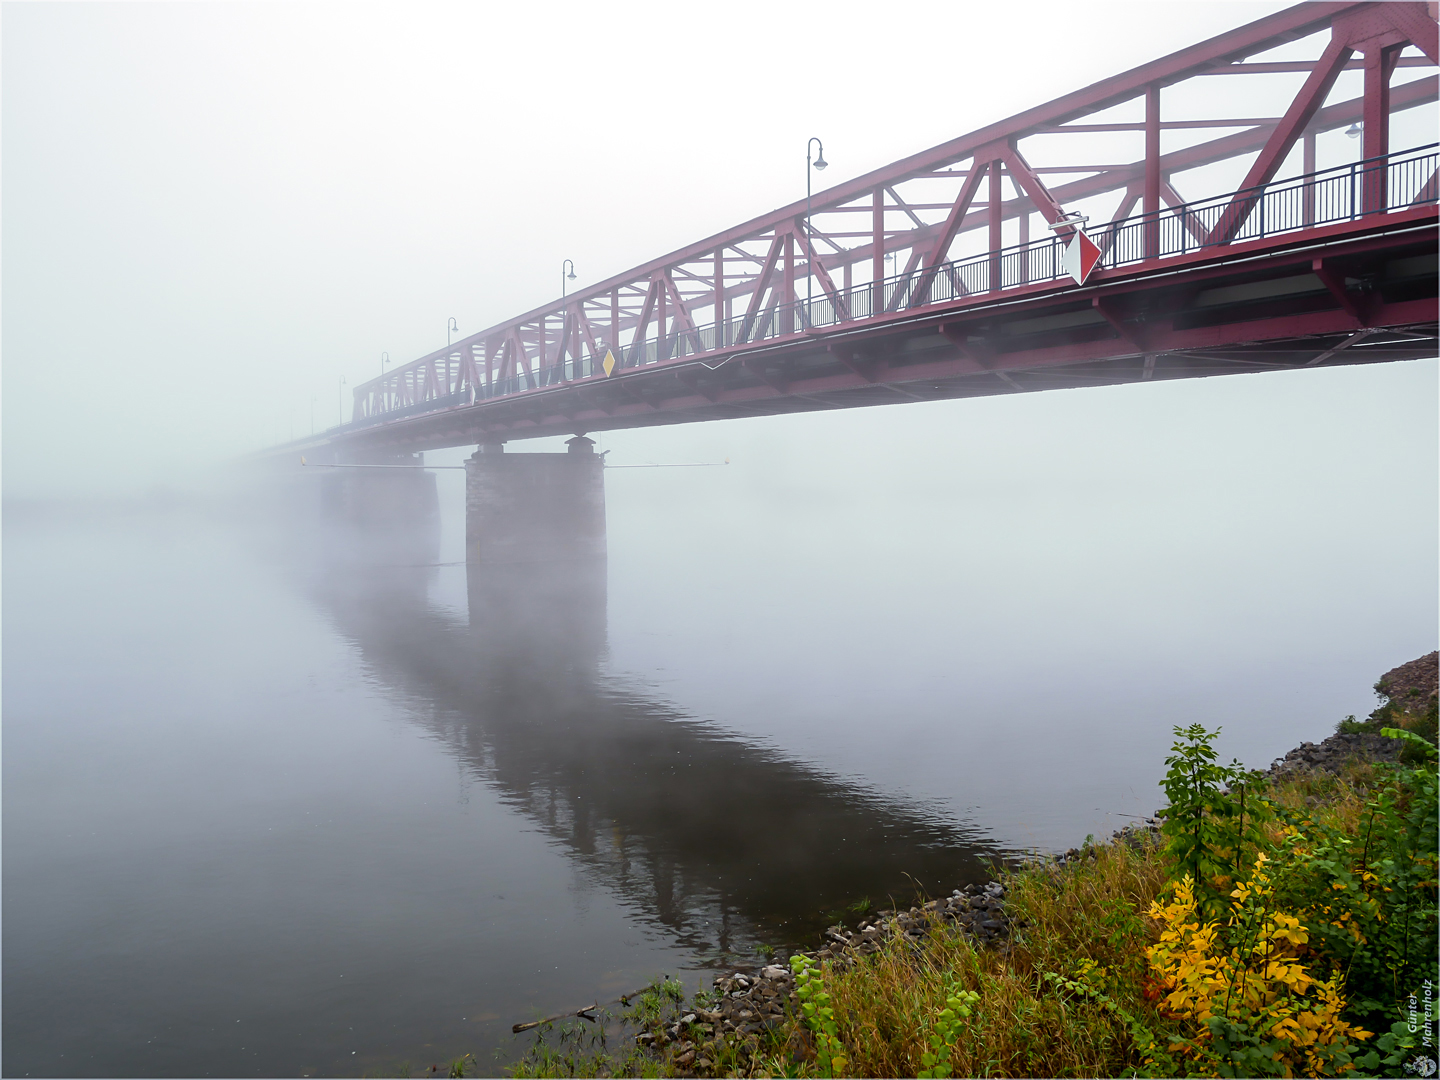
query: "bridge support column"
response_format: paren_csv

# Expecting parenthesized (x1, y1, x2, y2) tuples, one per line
(319, 452, 439, 529)
(464, 437, 606, 566)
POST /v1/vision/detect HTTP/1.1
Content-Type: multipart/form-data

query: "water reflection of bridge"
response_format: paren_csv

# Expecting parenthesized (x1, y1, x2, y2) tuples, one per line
(306, 548, 1014, 960)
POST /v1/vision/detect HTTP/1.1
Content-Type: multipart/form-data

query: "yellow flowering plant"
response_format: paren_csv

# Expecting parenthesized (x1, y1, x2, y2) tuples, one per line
(1146, 857, 1372, 1077)
(1264, 730, 1437, 1070)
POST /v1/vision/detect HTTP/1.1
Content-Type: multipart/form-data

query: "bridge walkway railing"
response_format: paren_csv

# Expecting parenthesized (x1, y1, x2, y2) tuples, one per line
(350, 144, 1437, 424)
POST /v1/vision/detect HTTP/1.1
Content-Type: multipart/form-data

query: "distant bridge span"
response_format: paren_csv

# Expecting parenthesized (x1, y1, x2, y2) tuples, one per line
(297, 2, 1438, 458)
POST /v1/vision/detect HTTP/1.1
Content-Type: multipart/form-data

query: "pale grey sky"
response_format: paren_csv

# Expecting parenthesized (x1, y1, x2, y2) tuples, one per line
(3, 0, 1351, 495)
(2, 0, 1435, 584)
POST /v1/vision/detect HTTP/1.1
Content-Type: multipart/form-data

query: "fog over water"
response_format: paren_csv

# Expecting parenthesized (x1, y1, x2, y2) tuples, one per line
(3, 1, 1438, 1077)
(5, 357, 1437, 1076)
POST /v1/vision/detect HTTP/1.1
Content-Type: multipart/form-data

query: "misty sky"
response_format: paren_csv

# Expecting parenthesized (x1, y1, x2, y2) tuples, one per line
(12, 0, 1414, 495)
(2, 0, 1436, 677)
(3, 9, 1436, 1075)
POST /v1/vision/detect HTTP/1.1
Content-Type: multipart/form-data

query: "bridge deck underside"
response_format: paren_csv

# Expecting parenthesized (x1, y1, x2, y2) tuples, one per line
(335, 218, 1436, 453)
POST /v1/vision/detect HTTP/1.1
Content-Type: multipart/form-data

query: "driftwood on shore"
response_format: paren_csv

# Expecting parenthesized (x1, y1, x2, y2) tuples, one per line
(511, 985, 655, 1033)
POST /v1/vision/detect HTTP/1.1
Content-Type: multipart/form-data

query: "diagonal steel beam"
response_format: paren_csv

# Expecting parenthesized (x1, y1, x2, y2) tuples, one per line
(573, 303, 602, 364)
(1311, 257, 1365, 323)
(1207, 34, 1355, 247)
(348, 3, 1435, 412)
(884, 186, 927, 229)
(661, 272, 705, 354)
(1305, 327, 1383, 364)
(1383, 0, 1439, 62)
(1000, 145, 1069, 225)
(628, 277, 661, 365)
(737, 234, 784, 344)
(914, 159, 994, 298)
(888, 247, 926, 313)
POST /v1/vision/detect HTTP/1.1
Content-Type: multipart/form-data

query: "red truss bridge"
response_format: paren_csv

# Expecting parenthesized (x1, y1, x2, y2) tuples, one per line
(319, 1, 1437, 456)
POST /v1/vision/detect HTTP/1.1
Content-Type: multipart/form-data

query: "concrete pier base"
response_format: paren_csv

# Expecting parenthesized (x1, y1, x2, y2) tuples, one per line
(464, 439, 606, 566)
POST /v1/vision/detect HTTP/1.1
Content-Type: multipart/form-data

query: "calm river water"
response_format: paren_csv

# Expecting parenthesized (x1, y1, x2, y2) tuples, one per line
(5, 369, 1436, 1077)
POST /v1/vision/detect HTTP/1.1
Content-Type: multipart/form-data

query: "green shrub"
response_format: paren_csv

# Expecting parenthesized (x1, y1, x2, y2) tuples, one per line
(916, 980, 979, 1079)
(1158, 724, 1271, 918)
(1268, 728, 1438, 1037)
(792, 953, 847, 1078)
(1335, 714, 1369, 735)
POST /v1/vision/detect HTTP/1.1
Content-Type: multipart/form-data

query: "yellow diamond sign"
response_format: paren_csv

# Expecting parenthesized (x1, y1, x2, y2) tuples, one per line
(602, 349, 617, 377)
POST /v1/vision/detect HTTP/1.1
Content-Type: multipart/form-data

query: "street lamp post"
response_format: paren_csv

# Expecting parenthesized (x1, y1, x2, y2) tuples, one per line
(447, 317, 459, 348)
(379, 352, 392, 416)
(562, 259, 577, 297)
(806, 137, 828, 308)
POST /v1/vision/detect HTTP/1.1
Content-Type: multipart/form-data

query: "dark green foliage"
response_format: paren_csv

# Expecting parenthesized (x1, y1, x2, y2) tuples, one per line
(1269, 728, 1438, 1037)
(498, 717, 1432, 1077)
(1339, 682, 1438, 759)
(1158, 724, 1270, 918)
(1197, 1012, 1367, 1079)
(1400, 697, 1439, 763)
(1354, 1017, 1424, 1075)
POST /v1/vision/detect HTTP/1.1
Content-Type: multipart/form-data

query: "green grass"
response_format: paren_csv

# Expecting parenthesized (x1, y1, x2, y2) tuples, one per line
(748, 839, 1178, 1079)
(491, 749, 1434, 1077)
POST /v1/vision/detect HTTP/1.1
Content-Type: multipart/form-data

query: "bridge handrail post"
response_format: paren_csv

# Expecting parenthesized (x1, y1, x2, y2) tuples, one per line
(349, 147, 1439, 428)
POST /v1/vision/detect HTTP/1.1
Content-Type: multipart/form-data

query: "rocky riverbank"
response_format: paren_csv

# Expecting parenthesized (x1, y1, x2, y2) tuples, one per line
(1376, 650, 1439, 719)
(624, 652, 1438, 1078)
(1267, 729, 1404, 775)
(632, 881, 1024, 1074)
(503, 653, 1438, 1078)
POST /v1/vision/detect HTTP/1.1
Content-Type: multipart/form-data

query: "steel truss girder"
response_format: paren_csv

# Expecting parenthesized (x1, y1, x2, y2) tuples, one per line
(341, 2, 1438, 438)
(334, 211, 1436, 455)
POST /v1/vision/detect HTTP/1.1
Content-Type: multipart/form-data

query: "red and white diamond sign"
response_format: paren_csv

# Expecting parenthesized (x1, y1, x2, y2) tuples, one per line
(1062, 228, 1102, 285)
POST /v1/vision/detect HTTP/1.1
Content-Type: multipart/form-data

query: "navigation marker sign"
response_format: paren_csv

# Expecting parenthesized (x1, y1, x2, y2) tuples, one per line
(602, 349, 617, 377)
(1063, 227, 1102, 285)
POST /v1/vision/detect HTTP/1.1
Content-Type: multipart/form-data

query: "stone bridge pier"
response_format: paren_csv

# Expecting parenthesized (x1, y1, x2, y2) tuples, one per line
(464, 437, 606, 567)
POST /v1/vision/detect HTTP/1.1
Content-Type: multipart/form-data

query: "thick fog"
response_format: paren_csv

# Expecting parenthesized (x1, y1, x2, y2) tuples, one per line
(4, 0, 1438, 843)
(0, 0, 1381, 491)
(5, 5, 1438, 1075)
(5, 0, 1437, 779)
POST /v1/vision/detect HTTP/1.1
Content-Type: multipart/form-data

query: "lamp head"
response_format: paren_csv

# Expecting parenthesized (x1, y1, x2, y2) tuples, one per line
(567, 267, 577, 280)
(813, 155, 828, 171)
(1345, 122, 1362, 139)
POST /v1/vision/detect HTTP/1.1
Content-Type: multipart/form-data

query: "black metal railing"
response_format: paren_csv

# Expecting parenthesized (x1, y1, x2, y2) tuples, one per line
(357, 144, 1436, 421)
(351, 387, 473, 428)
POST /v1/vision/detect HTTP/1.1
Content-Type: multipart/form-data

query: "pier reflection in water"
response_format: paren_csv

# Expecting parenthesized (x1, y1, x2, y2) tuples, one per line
(3, 507, 1014, 1080)
(310, 543, 1011, 959)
